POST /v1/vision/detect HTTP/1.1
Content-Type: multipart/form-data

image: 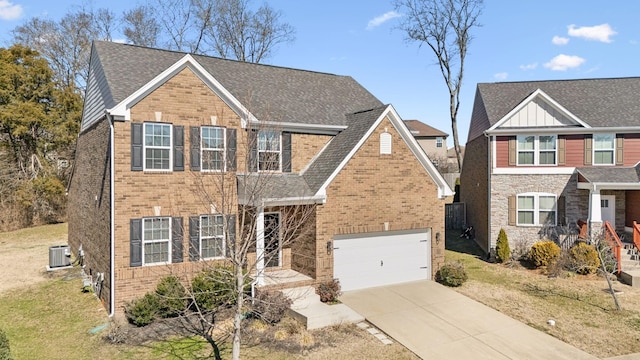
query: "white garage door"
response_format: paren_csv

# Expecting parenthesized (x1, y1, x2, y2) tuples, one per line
(333, 229, 431, 291)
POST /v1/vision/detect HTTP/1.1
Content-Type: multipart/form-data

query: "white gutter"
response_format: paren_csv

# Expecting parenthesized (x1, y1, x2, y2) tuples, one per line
(486, 126, 640, 136)
(247, 119, 346, 135)
(108, 113, 116, 317)
(577, 182, 640, 190)
(238, 194, 326, 207)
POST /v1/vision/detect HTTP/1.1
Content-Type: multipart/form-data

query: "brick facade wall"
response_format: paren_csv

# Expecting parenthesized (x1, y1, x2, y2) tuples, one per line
(459, 136, 490, 252)
(315, 116, 446, 282)
(291, 133, 331, 173)
(112, 68, 248, 311)
(74, 66, 447, 314)
(67, 118, 113, 312)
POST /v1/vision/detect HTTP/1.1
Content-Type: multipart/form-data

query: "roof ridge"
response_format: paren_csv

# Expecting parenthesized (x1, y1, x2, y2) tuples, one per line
(94, 40, 348, 78)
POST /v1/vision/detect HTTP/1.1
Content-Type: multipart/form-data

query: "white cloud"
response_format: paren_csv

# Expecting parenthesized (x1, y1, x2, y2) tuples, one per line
(519, 63, 538, 71)
(552, 36, 569, 45)
(366, 11, 401, 30)
(568, 24, 616, 43)
(0, 0, 22, 20)
(544, 54, 586, 71)
(494, 72, 508, 81)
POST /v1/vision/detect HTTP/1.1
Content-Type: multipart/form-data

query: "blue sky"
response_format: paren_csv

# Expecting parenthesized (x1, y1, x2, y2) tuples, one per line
(1, 0, 639, 145)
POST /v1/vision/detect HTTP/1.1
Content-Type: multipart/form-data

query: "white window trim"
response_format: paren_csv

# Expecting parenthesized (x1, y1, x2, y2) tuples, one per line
(516, 193, 557, 226)
(201, 126, 226, 172)
(199, 214, 225, 259)
(516, 135, 557, 166)
(436, 137, 443, 148)
(258, 131, 282, 172)
(592, 133, 615, 166)
(143, 123, 173, 171)
(142, 217, 172, 266)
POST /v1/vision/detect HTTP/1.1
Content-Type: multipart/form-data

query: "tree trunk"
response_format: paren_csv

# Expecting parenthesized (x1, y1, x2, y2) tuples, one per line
(450, 94, 462, 173)
(231, 265, 244, 360)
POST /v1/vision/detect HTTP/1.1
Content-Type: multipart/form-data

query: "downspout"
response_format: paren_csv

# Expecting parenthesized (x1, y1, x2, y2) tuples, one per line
(484, 131, 492, 256)
(108, 113, 116, 318)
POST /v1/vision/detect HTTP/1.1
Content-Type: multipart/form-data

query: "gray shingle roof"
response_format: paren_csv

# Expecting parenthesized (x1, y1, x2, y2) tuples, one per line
(576, 166, 640, 183)
(237, 173, 315, 204)
(303, 106, 388, 192)
(92, 41, 383, 126)
(468, 77, 640, 141)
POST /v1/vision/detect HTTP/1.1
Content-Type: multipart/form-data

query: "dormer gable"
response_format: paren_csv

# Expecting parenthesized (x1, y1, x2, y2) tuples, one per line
(488, 89, 589, 131)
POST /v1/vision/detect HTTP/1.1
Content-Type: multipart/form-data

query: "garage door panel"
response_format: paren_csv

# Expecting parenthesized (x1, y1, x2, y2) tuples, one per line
(334, 230, 431, 291)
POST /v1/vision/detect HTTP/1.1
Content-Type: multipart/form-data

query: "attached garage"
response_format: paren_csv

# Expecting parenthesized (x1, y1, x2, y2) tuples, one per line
(333, 229, 431, 291)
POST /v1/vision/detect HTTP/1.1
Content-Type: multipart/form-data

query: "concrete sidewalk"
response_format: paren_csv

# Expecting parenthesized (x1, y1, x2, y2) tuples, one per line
(340, 280, 599, 360)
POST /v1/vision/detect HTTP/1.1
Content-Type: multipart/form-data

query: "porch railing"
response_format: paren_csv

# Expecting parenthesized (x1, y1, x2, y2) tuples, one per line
(577, 219, 588, 240)
(602, 221, 622, 275)
(633, 221, 640, 251)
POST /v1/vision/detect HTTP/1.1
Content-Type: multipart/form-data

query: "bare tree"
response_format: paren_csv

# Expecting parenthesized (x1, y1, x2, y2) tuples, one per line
(206, 0, 295, 63)
(122, 117, 316, 359)
(122, 5, 161, 47)
(12, 5, 116, 91)
(395, 0, 483, 172)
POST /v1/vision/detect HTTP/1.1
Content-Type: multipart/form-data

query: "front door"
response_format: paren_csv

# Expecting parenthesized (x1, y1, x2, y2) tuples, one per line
(601, 195, 615, 227)
(264, 213, 281, 268)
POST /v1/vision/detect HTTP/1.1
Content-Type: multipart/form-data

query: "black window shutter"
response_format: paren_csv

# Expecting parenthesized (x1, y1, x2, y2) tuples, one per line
(173, 126, 184, 171)
(189, 216, 200, 261)
(249, 130, 257, 172)
(190, 127, 201, 171)
(282, 132, 292, 172)
(557, 196, 566, 226)
(131, 123, 143, 171)
(130, 218, 142, 267)
(172, 217, 184, 263)
(226, 214, 236, 258)
(226, 128, 237, 171)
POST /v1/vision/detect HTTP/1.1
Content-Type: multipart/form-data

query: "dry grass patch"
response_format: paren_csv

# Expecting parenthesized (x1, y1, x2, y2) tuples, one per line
(446, 230, 640, 358)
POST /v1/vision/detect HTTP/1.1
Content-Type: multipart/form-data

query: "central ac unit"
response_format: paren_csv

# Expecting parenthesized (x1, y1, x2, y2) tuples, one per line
(49, 245, 71, 268)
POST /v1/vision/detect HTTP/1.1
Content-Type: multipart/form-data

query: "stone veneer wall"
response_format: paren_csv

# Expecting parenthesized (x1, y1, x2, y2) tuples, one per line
(488, 173, 627, 250)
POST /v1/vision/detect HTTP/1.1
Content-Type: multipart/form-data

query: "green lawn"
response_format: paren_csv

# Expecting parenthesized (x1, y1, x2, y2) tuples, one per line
(445, 229, 640, 358)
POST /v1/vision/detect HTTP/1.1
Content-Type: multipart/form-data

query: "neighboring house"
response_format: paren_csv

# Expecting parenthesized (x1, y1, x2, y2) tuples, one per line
(460, 77, 640, 254)
(67, 41, 453, 315)
(447, 145, 465, 169)
(404, 120, 449, 162)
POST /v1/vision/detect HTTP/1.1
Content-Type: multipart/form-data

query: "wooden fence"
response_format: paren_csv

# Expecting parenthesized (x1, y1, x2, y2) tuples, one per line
(445, 202, 465, 230)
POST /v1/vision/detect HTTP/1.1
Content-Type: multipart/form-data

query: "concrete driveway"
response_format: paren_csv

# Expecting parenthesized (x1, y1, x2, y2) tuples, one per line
(340, 280, 599, 360)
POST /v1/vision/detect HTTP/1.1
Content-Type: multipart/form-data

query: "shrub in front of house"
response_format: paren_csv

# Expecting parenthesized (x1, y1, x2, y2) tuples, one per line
(124, 292, 160, 327)
(0, 327, 12, 360)
(436, 261, 468, 287)
(190, 266, 236, 311)
(155, 275, 187, 318)
(495, 228, 511, 263)
(528, 241, 561, 268)
(315, 279, 342, 303)
(251, 290, 293, 325)
(569, 242, 601, 275)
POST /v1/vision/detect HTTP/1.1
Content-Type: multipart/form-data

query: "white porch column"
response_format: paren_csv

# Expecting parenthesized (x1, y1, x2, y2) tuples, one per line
(588, 188, 602, 223)
(588, 186, 602, 238)
(256, 206, 265, 286)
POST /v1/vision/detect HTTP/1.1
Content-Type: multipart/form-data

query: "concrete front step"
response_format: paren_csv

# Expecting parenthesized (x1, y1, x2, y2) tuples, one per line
(281, 286, 364, 330)
(620, 270, 640, 287)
